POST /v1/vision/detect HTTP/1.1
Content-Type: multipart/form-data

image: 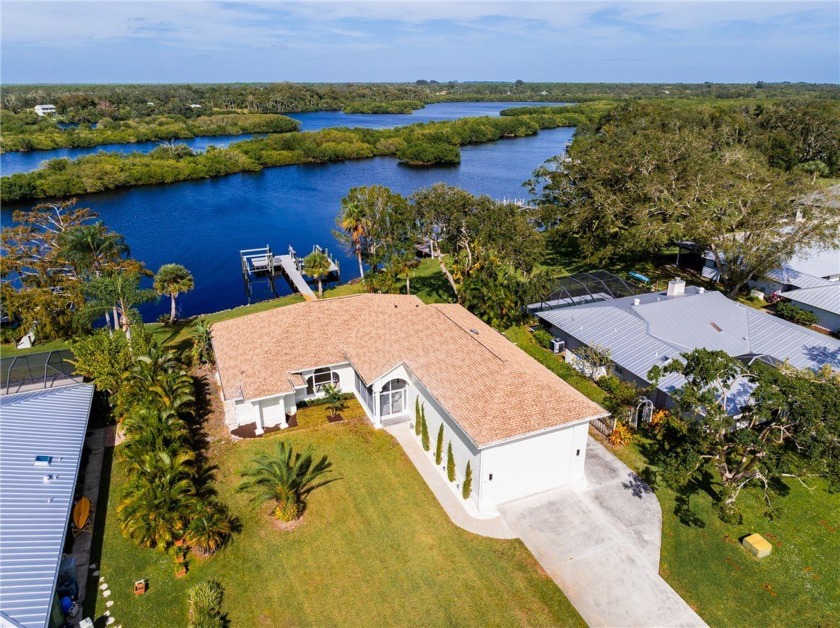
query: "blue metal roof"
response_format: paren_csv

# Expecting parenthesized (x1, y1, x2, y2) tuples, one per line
(0, 384, 94, 628)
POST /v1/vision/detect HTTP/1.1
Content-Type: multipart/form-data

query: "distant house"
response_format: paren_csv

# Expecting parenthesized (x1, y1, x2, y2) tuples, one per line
(536, 278, 840, 414)
(211, 294, 607, 513)
(188, 104, 202, 109)
(0, 383, 94, 628)
(33, 104, 56, 116)
(779, 284, 840, 333)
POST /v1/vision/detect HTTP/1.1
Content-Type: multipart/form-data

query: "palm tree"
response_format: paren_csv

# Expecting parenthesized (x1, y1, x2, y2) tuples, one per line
(191, 317, 214, 365)
(81, 271, 156, 342)
(117, 449, 199, 548)
(118, 344, 194, 417)
(154, 264, 194, 323)
(303, 251, 331, 298)
(391, 250, 419, 295)
(184, 501, 235, 557)
(322, 383, 345, 420)
(238, 442, 337, 522)
(338, 201, 368, 278)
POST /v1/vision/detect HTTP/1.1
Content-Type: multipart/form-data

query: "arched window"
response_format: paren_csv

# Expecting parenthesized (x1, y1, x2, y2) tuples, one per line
(379, 378, 408, 417)
(306, 367, 339, 395)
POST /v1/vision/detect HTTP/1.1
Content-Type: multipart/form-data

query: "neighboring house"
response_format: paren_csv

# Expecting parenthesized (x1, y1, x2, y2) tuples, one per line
(189, 104, 202, 109)
(674, 242, 840, 289)
(211, 294, 607, 514)
(536, 278, 840, 413)
(33, 104, 56, 116)
(0, 383, 94, 628)
(779, 284, 840, 333)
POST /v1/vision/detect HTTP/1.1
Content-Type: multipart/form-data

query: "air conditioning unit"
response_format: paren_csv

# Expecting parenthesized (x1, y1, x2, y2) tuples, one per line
(550, 338, 565, 354)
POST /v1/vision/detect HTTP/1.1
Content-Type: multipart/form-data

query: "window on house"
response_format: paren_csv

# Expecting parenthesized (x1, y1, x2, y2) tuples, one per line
(306, 367, 339, 395)
(379, 378, 408, 416)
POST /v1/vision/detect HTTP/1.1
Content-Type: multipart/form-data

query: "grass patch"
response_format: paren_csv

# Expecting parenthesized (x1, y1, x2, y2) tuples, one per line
(505, 325, 607, 404)
(93, 419, 584, 627)
(604, 436, 840, 626)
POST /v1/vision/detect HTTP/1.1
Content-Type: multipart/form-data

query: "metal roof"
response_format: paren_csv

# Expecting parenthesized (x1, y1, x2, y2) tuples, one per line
(785, 244, 840, 279)
(765, 266, 834, 290)
(537, 287, 840, 382)
(0, 384, 94, 628)
(779, 284, 840, 317)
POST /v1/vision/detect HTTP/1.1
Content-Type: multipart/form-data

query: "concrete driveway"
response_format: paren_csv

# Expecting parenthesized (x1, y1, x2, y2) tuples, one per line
(500, 438, 707, 627)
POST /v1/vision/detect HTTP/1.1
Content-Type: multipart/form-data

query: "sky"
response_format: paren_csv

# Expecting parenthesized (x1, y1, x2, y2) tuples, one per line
(1, 1, 838, 84)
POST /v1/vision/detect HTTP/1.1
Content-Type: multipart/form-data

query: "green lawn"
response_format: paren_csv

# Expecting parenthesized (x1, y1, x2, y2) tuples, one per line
(505, 325, 607, 404)
(606, 437, 840, 627)
(92, 410, 584, 627)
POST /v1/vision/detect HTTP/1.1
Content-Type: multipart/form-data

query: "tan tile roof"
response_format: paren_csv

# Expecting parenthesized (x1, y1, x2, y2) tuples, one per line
(211, 294, 606, 446)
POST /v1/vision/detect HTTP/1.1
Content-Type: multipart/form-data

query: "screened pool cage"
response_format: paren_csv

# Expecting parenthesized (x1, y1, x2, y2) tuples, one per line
(527, 271, 641, 313)
(1, 349, 81, 395)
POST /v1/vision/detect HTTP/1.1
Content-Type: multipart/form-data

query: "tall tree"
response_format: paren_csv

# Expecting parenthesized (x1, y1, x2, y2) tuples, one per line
(80, 272, 156, 341)
(0, 200, 95, 339)
(648, 349, 840, 521)
(335, 199, 369, 279)
(532, 102, 838, 296)
(153, 263, 195, 323)
(303, 251, 331, 298)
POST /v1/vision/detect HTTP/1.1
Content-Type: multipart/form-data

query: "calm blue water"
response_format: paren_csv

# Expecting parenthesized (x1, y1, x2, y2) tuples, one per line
(2, 126, 573, 319)
(0, 102, 562, 176)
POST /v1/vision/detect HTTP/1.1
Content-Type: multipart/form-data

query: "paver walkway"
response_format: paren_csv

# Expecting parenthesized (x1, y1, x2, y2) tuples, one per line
(385, 423, 516, 539)
(500, 437, 707, 627)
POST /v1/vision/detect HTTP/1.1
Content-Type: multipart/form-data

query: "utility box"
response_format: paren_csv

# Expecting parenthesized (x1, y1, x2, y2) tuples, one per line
(550, 338, 565, 354)
(742, 533, 772, 558)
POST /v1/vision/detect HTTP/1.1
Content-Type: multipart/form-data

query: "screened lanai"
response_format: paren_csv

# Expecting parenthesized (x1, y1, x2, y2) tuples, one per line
(0, 349, 81, 395)
(527, 271, 641, 313)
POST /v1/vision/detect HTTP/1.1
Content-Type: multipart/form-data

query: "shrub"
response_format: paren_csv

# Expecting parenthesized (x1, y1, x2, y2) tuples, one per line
(435, 424, 444, 465)
(609, 421, 634, 448)
(188, 580, 225, 628)
(414, 398, 421, 436)
(421, 409, 430, 451)
(462, 461, 472, 499)
(447, 442, 456, 482)
(532, 328, 553, 349)
(776, 301, 819, 327)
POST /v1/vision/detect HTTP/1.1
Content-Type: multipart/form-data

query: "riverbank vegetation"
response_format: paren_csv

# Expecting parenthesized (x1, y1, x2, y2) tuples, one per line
(3, 81, 836, 120)
(1, 113, 567, 201)
(342, 99, 424, 114)
(0, 112, 300, 153)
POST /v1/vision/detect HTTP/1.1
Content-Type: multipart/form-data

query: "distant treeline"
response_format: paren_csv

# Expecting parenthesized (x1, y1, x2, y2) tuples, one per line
(3, 81, 836, 120)
(0, 113, 300, 153)
(343, 100, 425, 114)
(0, 113, 572, 202)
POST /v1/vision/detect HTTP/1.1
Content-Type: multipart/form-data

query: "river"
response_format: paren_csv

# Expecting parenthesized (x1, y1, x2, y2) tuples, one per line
(0, 102, 562, 175)
(3, 123, 572, 320)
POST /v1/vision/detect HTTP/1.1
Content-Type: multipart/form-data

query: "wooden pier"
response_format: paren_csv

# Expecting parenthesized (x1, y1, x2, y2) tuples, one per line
(240, 244, 340, 302)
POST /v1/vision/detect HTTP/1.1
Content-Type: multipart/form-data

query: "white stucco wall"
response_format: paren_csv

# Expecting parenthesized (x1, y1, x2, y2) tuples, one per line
(407, 372, 480, 508)
(233, 394, 289, 430)
(477, 421, 589, 512)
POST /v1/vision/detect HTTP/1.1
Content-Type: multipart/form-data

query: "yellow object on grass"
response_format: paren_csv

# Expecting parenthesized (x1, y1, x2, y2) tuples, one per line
(742, 533, 772, 558)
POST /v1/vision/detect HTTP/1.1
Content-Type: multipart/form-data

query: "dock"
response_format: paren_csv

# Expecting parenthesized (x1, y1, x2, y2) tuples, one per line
(240, 244, 340, 302)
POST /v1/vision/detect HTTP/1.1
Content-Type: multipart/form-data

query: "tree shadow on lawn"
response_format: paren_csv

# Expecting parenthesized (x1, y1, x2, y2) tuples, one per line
(410, 270, 457, 303)
(672, 470, 722, 529)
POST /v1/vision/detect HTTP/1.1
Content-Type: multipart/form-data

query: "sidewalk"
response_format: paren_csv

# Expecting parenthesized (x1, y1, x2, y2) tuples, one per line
(384, 423, 516, 539)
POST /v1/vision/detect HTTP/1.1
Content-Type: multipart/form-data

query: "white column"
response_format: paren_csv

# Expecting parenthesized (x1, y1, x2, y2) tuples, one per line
(372, 391, 382, 427)
(253, 401, 265, 435)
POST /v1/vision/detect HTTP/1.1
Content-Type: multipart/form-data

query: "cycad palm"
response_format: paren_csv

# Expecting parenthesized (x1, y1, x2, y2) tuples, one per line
(238, 442, 337, 522)
(184, 501, 235, 557)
